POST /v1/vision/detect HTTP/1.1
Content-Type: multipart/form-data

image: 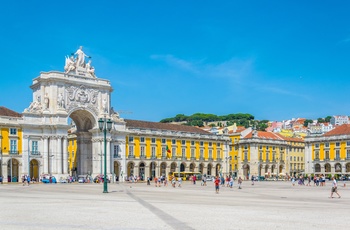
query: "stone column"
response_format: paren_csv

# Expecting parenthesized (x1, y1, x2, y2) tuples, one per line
(43, 136, 49, 174)
(63, 137, 68, 174)
(57, 136, 62, 174)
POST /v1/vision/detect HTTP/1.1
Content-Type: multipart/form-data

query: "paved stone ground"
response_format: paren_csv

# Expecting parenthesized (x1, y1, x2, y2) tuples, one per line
(0, 180, 349, 230)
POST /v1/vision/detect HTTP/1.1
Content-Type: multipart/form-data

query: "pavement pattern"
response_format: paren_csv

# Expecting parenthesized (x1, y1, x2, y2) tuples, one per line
(0, 180, 349, 230)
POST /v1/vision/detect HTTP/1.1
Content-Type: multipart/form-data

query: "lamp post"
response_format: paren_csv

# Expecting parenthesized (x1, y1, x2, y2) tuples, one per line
(98, 116, 112, 193)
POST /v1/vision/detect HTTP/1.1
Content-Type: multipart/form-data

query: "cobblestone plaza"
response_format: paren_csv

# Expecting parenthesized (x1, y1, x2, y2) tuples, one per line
(0, 181, 349, 229)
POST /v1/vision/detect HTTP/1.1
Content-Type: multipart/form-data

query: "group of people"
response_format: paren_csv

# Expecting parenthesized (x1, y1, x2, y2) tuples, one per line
(21, 175, 31, 186)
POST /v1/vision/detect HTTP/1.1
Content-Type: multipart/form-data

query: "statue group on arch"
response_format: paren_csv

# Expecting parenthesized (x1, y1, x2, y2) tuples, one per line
(64, 46, 96, 77)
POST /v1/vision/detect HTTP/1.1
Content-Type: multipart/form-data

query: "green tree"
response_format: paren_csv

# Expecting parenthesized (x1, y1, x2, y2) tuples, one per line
(317, 118, 325, 123)
(325, 116, 332, 122)
(304, 119, 313, 127)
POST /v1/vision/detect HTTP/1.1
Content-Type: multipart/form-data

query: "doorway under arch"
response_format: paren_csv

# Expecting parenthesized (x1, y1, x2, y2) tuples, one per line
(160, 162, 167, 176)
(114, 161, 120, 181)
(180, 163, 185, 172)
(30, 159, 39, 181)
(127, 162, 135, 177)
(189, 163, 196, 172)
(7, 158, 19, 182)
(139, 162, 145, 180)
(207, 164, 212, 176)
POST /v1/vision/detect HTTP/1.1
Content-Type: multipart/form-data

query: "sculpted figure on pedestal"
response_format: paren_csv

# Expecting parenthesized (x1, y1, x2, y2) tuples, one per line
(57, 93, 65, 109)
(86, 60, 96, 78)
(75, 46, 90, 68)
(64, 55, 75, 73)
(26, 96, 42, 113)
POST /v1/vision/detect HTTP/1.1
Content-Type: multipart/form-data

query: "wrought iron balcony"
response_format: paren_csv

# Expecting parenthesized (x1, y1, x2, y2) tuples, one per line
(314, 158, 320, 162)
(199, 157, 205, 161)
(30, 151, 41, 155)
(208, 157, 213, 162)
(161, 155, 167, 160)
(334, 157, 341, 161)
(128, 155, 135, 159)
(190, 157, 196, 161)
(9, 150, 19, 155)
(113, 154, 121, 159)
(140, 155, 146, 159)
(217, 158, 222, 162)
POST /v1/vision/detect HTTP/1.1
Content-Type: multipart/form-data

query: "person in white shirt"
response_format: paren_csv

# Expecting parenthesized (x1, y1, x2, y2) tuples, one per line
(330, 177, 341, 198)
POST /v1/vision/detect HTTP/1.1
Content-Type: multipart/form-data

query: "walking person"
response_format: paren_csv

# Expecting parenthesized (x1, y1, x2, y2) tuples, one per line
(214, 176, 220, 194)
(178, 177, 182, 188)
(330, 176, 341, 198)
(238, 177, 243, 189)
(251, 175, 255, 186)
(27, 175, 30, 186)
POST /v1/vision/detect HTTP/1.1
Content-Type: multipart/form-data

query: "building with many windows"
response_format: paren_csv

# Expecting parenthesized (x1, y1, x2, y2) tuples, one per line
(305, 124, 350, 176)
(0, 107, 23, 182)
(123, 119, 229, 180)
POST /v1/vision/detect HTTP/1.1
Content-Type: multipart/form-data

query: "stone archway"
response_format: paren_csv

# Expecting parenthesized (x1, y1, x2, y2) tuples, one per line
(189, 163, 196, 172)
(346, 163, 350, 173)
(243, 164, 250, 179)
(335, 163, 342, 173)
(139, 162, 145, 180)
(127, 162, 135, 177)
(160, 162, 167, 176)
(180, 163, 186, 172)
(170, 162, 176, 173)
(30, 159, 39, 181)
(215, 164, 221, 176)
(207, 164, 213, 176)
(7, 159, 19, 182)
(114, 161, 120, 181)
(325, 163, 331, 173)
(150, 162, 156, 178)
(315, 164, 321, 173)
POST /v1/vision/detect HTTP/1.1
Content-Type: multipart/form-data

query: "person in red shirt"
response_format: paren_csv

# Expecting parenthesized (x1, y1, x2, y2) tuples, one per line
(214, 176, 220, 194)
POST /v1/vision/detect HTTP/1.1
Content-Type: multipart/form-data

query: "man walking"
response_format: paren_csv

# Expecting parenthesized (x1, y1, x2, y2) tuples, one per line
(330, 176, 341, 198)
(214, 176, 220, 194)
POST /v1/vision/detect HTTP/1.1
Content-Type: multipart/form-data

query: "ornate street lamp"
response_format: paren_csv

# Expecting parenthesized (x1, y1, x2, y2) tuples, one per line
(98, 116, 113, 193)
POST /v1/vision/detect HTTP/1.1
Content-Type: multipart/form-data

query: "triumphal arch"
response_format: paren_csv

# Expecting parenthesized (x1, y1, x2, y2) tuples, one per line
(21, 46, 126, 180)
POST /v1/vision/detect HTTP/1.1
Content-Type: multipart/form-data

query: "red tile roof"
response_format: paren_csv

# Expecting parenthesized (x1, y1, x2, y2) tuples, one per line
(244, 131, 304, 142)
(125, 119, 212, 135)
(323, 124, 350, 136)
(0, 106, 22, 117)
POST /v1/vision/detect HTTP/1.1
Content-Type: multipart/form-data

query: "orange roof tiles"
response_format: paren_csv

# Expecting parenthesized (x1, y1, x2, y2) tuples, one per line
(0, 106, 22, 117)
(323, 124, 350, 136)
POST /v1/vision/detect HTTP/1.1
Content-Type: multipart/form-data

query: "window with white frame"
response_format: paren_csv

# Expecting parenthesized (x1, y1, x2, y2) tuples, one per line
(181, 140, 186, 145)
(151, 138, 156, 143)
(151, 146, 155, 157)
(208, 149, 212, 159)
(162, 139, 166, 144)
(209, 142, 212, 147)
(266, 152, 269, 160)
(325, 150, 330, 159)
(129, 146, 134, 156)
(32, 141, 39, 154)
(217, 143, 220, 147)
(162, 147, 166, 157)
(315, 143, 319, 148)
(182, 148, 186, 158)
(217, 149, 221, 158)
(325, 142, 330, 147)
(347, 149, 350, 159)
(244, 152, 248, 161)
(266, 146, 269, 150)
(335, 150, 340, 159)
(200, 149, 204, 158)
(172, 139, 176, 145)
(114, 145, 119, 157)
(10, 140, 17, 153)
(128, 136, 134, 143)
(336, 142, 340, 147)
(191, 141, 195, 146)
(10, 128, 17, 135)
(172, 147, 176, 157)
(140, 146, 145, 157)
(315, 151, 319, 159)
(140, 137, 145, 143)
(191, 149, 195, 158)
(200, 141, 204, 146)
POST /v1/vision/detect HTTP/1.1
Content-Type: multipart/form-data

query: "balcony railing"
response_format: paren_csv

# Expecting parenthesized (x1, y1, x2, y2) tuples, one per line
(314, 158, 320, 161)
(208, 157, 213, 162)
(199, 157, 205, 161)
(217, 158, 222, 162)
(140, 155, 146, 159)
(30, 151, 41, 155)
(113, 154, 121, 158)
(128, 155, 135, 159)
(161, 155, 167, 160)
(190, 157, 196, 161)
(9, 150, 19, 155)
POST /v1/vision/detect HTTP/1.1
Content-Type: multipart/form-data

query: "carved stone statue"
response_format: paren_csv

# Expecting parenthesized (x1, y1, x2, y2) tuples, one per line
(86, 60, 96, 77)
(102, 98, 108, 113)
(57, 93, 65, 109)
(44, 94, 49, 110)
(75, 46, 90, 68)
(26, 96, 42, 112)
(64, 55, 75, 73)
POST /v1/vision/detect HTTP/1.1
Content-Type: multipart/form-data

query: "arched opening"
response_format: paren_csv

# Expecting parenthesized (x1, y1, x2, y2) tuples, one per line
(150, 162, 156, 178)
(114, 161, 120, 181)
(69, 109, 96, 176)
(346, 163, 350, 173)
(170, 162, 176, 173)
(265, 165, 269, 173)
(30, 159, 39, 181)
(7, 158, 19, 182)
(127, 162, 135, 178)
(258, 164, 263, 177)
(243, 164, 250, 180)
(160, 162, 167, 176)
(189, 163, 195, 172)
(215, 164, 221, 176)
(207, 164, 212, 176)
(139, 162, 145, 180)
(279, 165, 283, 174)
(315, 164, 321, 173)
(271, 165, 276, 174)
(325, 163, 331, 173)
(199, 163, 204, 174)
(335, 163, 342, 173)
(180, 163, 185, 172)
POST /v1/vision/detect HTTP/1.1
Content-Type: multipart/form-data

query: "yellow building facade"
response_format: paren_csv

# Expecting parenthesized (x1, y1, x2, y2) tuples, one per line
(305, 124, 350, 176)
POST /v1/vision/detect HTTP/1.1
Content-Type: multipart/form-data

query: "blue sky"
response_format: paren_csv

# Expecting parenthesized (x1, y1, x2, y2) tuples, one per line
(1, 1, 350, 122)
